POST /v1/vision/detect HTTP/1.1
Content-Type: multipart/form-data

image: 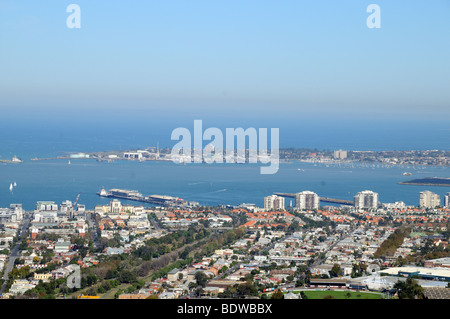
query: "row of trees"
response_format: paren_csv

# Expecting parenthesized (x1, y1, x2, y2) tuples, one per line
(132, 227, 211, 261)
(373, 227, 411, 259)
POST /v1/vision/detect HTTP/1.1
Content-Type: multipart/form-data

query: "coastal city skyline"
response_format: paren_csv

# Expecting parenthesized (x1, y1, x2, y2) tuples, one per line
(0, 0, 449, 312)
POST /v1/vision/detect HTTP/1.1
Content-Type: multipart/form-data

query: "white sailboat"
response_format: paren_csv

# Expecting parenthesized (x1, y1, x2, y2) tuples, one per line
(13, 182, 17, 187)
(68, 160, 71, 165)
(9, 183, 13, 191)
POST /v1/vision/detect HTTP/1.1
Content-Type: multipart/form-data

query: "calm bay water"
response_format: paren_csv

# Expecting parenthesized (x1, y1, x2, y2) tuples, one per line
(0, 159, 448, 211)
(0, 114, 449, 210)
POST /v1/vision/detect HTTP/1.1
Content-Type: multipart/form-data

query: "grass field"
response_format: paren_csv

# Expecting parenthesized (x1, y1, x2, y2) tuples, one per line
(297, 290, 383, 299)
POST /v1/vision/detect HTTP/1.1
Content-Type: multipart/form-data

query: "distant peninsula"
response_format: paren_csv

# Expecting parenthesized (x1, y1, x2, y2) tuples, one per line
(398, 177, 450, 187)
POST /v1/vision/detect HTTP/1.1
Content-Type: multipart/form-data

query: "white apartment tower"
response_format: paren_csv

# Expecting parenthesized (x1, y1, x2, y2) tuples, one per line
(295, 191, 319, 210)
(354, 190, 379, 209)
(333, 149, 347, 160)
(420, 191, 440, 209)
(445, 192, 450, 208)
(264, 195, 285, 211)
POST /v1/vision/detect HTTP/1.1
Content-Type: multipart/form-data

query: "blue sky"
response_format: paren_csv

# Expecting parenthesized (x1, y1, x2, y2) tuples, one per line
(1, 0, 450, 126)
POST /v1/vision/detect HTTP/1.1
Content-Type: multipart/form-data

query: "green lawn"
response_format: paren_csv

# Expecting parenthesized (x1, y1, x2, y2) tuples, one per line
(298, 290, 382, 299)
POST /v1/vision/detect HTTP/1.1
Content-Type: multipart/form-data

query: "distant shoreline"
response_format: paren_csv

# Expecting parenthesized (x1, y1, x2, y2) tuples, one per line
(398, 177, 450, 187)
(398, 182, 450, 187)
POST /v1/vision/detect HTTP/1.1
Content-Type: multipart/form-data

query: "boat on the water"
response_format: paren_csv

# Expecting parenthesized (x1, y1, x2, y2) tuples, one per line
(402, 172, 412, 176)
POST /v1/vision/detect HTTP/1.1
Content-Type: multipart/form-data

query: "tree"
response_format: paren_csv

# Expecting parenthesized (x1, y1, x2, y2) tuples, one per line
(271, 290, 284, 299)
(118, 270, 137, 284)
(330, 264, 342, 277)
(394, 277, 424, 299)
(195, 271, 208, 288)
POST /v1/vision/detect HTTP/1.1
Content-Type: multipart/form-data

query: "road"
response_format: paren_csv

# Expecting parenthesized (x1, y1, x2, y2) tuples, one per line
(0, 215, 31, 295)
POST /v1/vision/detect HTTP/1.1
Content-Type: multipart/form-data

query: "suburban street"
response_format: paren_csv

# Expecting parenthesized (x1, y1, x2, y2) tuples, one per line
(0, 215, 31, 295)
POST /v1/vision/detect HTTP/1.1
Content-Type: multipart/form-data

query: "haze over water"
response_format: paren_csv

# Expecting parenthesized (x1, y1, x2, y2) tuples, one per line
(1, 2, 449, 211)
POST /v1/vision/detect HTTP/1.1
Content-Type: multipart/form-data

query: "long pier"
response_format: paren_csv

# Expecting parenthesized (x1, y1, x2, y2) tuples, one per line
(97, 189, 185, 207)
(274, 193, 354, 206)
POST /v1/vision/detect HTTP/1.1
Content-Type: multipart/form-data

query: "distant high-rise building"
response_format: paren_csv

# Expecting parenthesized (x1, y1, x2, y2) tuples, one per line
(445, 192, 450, 208)
(264, 195, 285, 211)
(420, 191, 440, 209)
(333, 149, 347, 160)
(295, 191, 319, 210)
(354, 190, 378, 209)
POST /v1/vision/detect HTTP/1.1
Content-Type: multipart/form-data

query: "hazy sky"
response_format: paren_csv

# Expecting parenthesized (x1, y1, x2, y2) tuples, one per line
(1, 0, 450, 123)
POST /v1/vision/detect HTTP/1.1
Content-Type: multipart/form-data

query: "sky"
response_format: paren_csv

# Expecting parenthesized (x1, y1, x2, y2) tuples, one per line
(0, 0, 449, 149)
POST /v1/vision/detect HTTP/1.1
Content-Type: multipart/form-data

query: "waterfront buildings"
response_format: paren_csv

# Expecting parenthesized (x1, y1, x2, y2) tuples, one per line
(445, 192, 450, 208)
(295, 191, 319, 210)
(123, 151, 144, 160)
(0, 204, 24, 223)
(354, 190, 379, 210)
(35, 201, 58, 211)
(420, 191, 441, 209)
(263, 195, 285, 211)
(333, 149, 348, 160)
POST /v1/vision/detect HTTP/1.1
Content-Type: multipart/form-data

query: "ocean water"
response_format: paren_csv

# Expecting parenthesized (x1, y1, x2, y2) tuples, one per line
(0, 159, 449, 211)
(0, 112, 449, 210)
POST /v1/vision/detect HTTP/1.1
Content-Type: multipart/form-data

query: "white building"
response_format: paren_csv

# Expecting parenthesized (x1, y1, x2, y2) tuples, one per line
(333, 149, 347, 160)
(33, 211, 58, 223)
(124, 152, 143, 160)
(36, 201, 58, 211)
(382, 201, 407, 210)
(444, 192, 450, 208)
(54, 239, 71, 253)
(8, 279, 36, 295)
(0, 204, 24, 223)
(419, 191, 440, 209)
(60, 200, 73, 214)
(264, 195, 285, 211)
(354, 190, 378, 209)
(295, 191, 319, 210)
(110, 199, 123, 214)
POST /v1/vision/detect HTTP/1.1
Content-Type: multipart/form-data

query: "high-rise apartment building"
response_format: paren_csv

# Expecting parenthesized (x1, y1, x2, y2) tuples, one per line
(333, 149, 348, 160)
(295, 191, 319, 210)
(264, 195, 285, 211)
(420, 191, 440, 209)
(354, 190, 379, 209)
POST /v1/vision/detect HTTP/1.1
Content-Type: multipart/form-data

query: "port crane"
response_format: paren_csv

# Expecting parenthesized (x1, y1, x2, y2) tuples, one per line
(69, 192, 81, 218)
(74, 192, 81, 208)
